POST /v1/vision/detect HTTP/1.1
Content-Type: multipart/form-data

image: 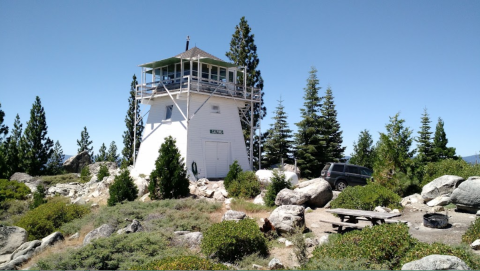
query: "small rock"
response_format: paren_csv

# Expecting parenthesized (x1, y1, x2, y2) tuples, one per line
(68, 232, 80, 240)
(310, 223, 319, 228)
(91, 203, 99, 209)
(277, 237, 286, 243)
(268, 258, 284, 270)
(305, 237, 318, 247)
(318, 235, 329, 245)
(213, 190, 225, 202)
(471, 239, 480, 250)
(140, 193, 150, 202)
(285, 240, 294, 247)
(453, 223, 466, 228)
(224, 198, 233, 205)
(83, 224, 115, 245)
(305, 207, 312, 212)
(252, 264, 264, 269)
(476, 210, 480, 216)
(253, 192, 266, 205)
(374, 206, 388, 213)
(222, 210, 246, 222)
(432, 206, 445, 212)
(204, 189, 214, 198)
(125, 219, 144, 233)
(72, 198, 86, 205)
(401, 254, 470, 270)
(212, 183, 219, 189)
(390, 209, 400, 214)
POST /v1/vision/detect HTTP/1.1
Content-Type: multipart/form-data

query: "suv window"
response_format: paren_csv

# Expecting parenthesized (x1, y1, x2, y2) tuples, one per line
(346, 166, 360, 174)
(360, 168, 373, 176)
(331, 164, 344, 172)
(322, 163, 331, 171)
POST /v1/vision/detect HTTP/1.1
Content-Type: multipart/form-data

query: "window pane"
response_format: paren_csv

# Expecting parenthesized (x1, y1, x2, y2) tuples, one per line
(220, 68, 226, 82)
(332, 164, 344, 172)
(202, 64, 209, 79)
(229, 71, 234, 82)
(183, 62, 190, 76)
(211, 66, 218, 80)
(154, 69, 161, 82)
(192, 61, 198, 76)
(346, 166, 359, 174)
(175, 63, 181, 79)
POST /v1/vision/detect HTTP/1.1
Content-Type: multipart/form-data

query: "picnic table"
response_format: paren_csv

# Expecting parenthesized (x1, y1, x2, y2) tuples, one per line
(320, 208, 402, 232)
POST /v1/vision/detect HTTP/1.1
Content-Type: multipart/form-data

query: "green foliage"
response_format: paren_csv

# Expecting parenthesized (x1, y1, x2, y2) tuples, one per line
(227, 171, 260, 198)
(330, 182, 402, 211)
(433, 117, 457, 160)
(321, 87, 346, 163)
(349, 129, 376, 169)
(0, 179, 31, 202)
(230, 198, 275, 213)
(224, 160, 242, 190)
(4, 114, 23, 178)
(77, 126, 93, 159)
(95, 142, 107, 162)
(295, 67, 324, 179)
(415, 108, 435, 164)
(41, 173, 81, 186)
(463, 217, 480, 244)
(80, 165, 91, 182)
(149, 136, 189, 200)
(122, 74, 143, 166)
(96, 163, 110, 182)
(287, 226, 308, 266)
(15, 197, 90, 241)
(201, 218, 268, 263)
(264, 169, 291, 207)
(302, 256, 385, 270)
(263, 98, 293, 167)
(107, 141, 119, 163)
(226, 17, 265, 170)
(0, 102, 7, 140)
(107, 169, 138, 206)
(60, 198, 220, 236)
(0, 103, 8, 179)
(234, 252, 271, 270)
(311, 223, 415, 269)
(21, 96, 54, 176)
(422, 159, 480, 186)
(46, 140, 65, 175)
(35, 231, 190, 270)
(401, 242, 480, 270)
(0, 199, 29, 225)
(31, 185, 46, 209)
(133, 256, 228, 270)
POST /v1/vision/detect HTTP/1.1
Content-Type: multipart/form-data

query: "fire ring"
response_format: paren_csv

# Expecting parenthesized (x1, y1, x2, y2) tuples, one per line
(423, 213, 449, 229)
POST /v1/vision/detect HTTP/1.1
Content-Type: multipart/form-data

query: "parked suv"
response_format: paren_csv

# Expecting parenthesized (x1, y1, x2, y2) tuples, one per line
(321, 162, 373, 191)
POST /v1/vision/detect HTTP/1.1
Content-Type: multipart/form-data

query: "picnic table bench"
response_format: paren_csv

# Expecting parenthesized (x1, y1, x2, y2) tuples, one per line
(320, 208, 402, 232)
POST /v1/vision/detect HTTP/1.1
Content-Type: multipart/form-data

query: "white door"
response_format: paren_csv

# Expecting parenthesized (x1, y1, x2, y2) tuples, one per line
(205, 141, 230, 178)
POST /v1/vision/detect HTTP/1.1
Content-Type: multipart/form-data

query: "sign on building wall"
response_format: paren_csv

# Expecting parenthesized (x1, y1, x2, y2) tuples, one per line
(210, 129, 224, 134)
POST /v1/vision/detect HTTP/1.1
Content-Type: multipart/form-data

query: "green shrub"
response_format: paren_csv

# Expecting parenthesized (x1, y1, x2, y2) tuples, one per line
(107, 169, 138, 206)
(30, 185, 46, 209)
(0, 179, 31, 202)
(132, 256, 228, 270)
(230, 198, 275, 213)
(0, 199, 29, 225)
(80, 166, 91, 182)
(330, 182, 402, 211)
(149, 136, 189, 199)
(201, 218, 268, 263)
(96, 163, 110, 182)
(264, 169, 291, 207)
(35, 231, 190, 270)
(227, 171, 260, 199)
(224, 160, 242, 190)
(40, 173, 81, 186)
(15, 197, 90, 241)
(302, 256, 386, 270)
(311, 223, 415, 269)
(422, 159, 480, 186)
(463, 217, 480, 244)
(401, 242, 480, 270)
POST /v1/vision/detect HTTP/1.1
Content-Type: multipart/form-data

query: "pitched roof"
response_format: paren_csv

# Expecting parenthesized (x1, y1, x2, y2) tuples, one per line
(175, 46, 224, 62)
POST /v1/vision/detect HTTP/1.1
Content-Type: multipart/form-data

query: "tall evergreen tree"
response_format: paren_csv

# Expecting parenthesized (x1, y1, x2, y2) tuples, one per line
(415, 108, 434, 164)
(21, 96, 54, 176)
(47, 140, 65, 175)
(263, 98, 293, 168)
(77, 126, 93, 158)
(95, 143, 107, 162)
(295, 67, 324, 179)
(349, 129, 376, 169)
(433, 117, 456, 160)
(122, 74, 143, 166)
(0, 103, 9, 178)
(320, 87, 346, 163)
(5, 114, 24, 177)
(0, 103, 8, 142)
(226, 16, 266, 168)
(107, 141, 119, 163)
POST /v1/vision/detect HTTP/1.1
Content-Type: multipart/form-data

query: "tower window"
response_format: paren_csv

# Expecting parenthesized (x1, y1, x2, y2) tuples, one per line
(166, 105, 173, 120)
(211, 105, 220, 114)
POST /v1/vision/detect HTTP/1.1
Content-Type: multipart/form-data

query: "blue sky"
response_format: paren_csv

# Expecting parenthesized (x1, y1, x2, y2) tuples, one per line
(1, 1, 479, 158)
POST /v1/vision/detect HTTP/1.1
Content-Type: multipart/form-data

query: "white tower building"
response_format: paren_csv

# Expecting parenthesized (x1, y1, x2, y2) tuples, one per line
(133, 46, 260, 179)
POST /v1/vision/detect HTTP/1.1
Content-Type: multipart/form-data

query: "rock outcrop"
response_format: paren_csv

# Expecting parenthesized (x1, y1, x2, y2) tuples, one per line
(0, 226, 27, 260)
(174, 231, 203, 249)
(63, 151, 91, 173)
(222, 210, 246, 222)
(275, 178, 332, 208)
(83, 224, 115, 245)
(421, 175, 464, 202)
(269, 205, 305, 234)
(401, 254, 470, 270)
(255, 170, 298, 186)
(451, 176, 480, 213)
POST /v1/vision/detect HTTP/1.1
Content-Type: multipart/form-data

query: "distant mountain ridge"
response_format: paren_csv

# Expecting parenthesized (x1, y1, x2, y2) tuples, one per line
(462, 155, 479, 164)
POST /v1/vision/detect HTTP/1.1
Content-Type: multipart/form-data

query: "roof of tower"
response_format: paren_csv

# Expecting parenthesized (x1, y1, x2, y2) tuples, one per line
(139, 46, 237, 69)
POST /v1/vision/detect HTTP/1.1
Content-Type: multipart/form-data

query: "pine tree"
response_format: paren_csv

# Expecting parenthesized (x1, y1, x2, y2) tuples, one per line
(0, 103, 8, 142)
(5, 114, 23, 177)
(107, 141, 119, 163)
(294, 67, 324, 179)
(122, 74, 144, 166)
(263, 98, 293, 168)
(416, 108, 434, 164)
(349, 129, 376, 169)
(0, 103, 9, 178)
(108, 169, 138, 206)
(77, 126, 93, 158)
(95, 143, 107, 162)
(149, 136, 189, 200)
(47, 141, 65, 175)
(21, 96, 54, 176)
(433, 117, 456, 160)
(320, 87, 346, 164)
(226, 17, 266, 168)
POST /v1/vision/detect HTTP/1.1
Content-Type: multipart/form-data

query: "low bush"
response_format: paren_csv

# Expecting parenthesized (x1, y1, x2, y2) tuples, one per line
(132, 256, 228, 270)
(30, 185, 46, 209)
(264, 169, 291, 207)
(80, 166, 91, 182)
(330, 182, 402, 211)
(35, 231, 190, 270)
(201, 218, 268, 263)
(230, 198, 275, 213)
(224, 160, 242, 190)
(15, 197, 90, 241)
(0, 199, 29, 225)
(227, 171, 260, 198)
(0, 179, 31, 202)
(302, 256, 386, 270)
(462, 217, 480, 244)
(107, 169, 138, 206)
(422, 159, 480, 186)
(96, 163, 110, 181)
(41, 173, 81, 186)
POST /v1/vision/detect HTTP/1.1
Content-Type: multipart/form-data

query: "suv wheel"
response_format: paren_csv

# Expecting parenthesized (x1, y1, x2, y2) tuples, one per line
(335, 180, 347, 191)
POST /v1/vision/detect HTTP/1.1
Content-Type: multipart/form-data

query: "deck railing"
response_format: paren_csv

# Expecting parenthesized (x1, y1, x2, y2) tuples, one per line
(136, 75, 261, 102)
